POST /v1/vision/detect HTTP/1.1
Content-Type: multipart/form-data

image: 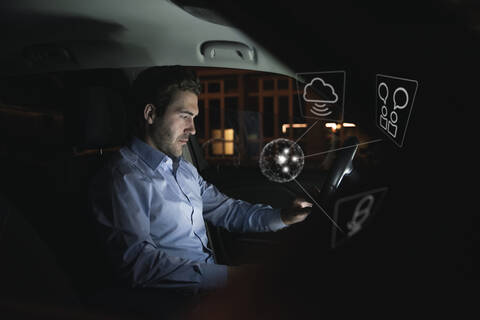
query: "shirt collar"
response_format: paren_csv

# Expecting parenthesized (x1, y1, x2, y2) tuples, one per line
(129, 136, 170, 171)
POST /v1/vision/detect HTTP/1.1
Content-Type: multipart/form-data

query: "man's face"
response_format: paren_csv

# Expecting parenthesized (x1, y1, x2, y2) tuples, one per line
(146, 90, 198, 158)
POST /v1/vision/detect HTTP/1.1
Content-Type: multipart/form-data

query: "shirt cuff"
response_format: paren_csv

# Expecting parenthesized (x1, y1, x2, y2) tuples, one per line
(266, 208, 288, 231)
(196, 263, 228, 290)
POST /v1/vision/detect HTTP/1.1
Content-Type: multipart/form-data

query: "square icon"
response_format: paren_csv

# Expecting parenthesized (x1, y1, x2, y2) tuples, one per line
(331, 187, 388, 249)
(296, 71, 345, 122)
(376, 74, 418, 147)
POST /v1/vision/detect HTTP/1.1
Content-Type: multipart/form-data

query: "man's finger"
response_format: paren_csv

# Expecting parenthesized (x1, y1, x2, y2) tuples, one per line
(293, 206, 312, 215)
(301, 201, 313, 208)
(294, 199, 313, 208)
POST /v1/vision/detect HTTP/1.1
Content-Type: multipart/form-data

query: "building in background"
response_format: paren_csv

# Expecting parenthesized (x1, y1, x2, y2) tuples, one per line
(196, 68, 309, 166)
(195, 68, 365, 168)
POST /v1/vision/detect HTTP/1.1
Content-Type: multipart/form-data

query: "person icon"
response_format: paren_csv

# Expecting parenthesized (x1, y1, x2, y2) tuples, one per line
(347, 194, 374, 237)
(388, 110, 398, 138)
(378, 82, 389, 130)
(387, 87, 408, 138)
(380, 105, 388, 130)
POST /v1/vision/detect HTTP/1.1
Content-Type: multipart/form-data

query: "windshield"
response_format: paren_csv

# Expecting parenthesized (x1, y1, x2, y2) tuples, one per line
(194, 67, 380, 172)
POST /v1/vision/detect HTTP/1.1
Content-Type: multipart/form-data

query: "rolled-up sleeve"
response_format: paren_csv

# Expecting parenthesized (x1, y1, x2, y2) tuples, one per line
(89, 167, 226, 291)
(198, 174, 287, 233)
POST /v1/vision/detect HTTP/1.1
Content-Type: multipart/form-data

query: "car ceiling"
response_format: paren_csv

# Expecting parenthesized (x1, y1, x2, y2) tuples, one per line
(0, 0, 295, 77)
(206, 0, 480, 71)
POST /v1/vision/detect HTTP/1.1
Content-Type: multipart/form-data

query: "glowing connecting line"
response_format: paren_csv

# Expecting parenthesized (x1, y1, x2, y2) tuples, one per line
(295, 119, 320, 144)
(302, 139, 383, 159)
(293, 179, 344, 234)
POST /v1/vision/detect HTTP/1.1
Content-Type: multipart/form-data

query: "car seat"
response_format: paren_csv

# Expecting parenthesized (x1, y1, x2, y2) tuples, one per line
(62, 73, 198, 319)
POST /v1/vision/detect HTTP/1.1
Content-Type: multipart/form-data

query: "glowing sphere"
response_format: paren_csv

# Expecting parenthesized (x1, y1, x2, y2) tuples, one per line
(259, 138, 305, 183)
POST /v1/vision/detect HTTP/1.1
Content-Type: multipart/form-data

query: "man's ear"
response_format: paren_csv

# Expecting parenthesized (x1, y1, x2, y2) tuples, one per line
(144, 104, 156, 125)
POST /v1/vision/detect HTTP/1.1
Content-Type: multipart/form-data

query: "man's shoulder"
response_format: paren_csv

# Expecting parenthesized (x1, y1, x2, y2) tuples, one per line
(98, 146, 152, 182)
(89, 147, 152, 201)
(114, 146, 152, 175)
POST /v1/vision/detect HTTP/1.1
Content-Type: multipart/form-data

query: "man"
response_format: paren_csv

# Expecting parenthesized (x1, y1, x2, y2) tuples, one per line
(89, 66, 312, 294)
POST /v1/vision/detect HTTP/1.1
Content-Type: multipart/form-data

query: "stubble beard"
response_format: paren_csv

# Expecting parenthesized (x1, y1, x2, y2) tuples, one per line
(150, 121, 182, 158)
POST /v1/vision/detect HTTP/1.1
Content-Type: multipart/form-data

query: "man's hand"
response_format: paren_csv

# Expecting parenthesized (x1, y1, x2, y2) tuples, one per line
(280, 198, 313, 225)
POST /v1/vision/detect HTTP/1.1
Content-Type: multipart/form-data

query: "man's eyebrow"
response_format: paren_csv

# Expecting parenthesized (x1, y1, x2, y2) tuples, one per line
(178, 110, 197, 116)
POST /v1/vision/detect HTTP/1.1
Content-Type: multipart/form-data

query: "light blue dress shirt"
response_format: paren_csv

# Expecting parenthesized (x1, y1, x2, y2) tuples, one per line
(89, 137, 286, 293)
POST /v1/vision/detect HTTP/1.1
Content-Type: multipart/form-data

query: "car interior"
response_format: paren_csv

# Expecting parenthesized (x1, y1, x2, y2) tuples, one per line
(0, 0, 476, 318)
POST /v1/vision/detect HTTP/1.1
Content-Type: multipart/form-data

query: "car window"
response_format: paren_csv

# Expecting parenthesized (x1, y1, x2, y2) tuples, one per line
(0, 70, 129, 161)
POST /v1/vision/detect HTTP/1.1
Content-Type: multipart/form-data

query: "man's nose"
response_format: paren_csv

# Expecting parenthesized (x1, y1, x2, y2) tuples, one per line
(185, 118, 196, 135)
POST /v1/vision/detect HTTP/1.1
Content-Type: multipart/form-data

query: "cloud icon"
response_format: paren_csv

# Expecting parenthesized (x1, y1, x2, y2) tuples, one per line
(303, 77, 338, 105)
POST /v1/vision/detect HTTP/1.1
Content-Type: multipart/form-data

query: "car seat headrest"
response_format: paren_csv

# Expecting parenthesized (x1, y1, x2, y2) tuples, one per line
(65, 86, 128, 150)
